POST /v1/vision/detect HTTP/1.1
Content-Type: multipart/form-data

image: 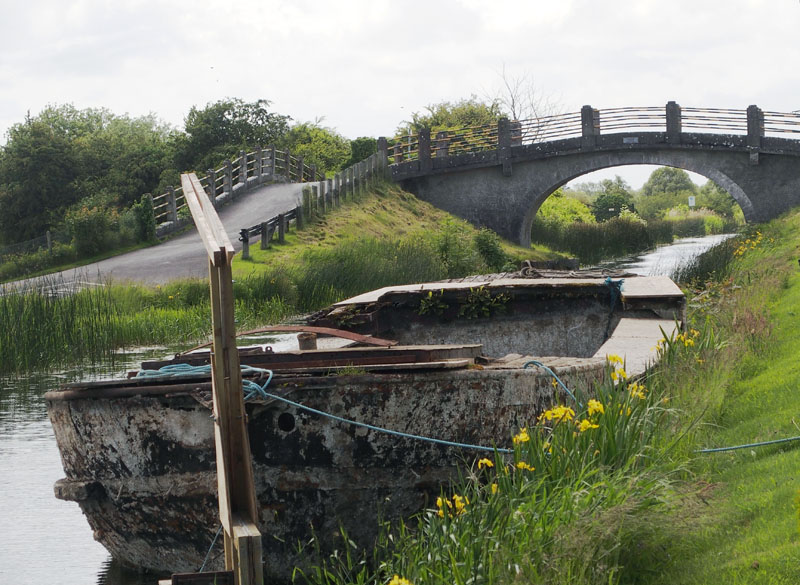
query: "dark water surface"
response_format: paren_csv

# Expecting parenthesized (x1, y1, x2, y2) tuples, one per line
(0, 234, 733, 585)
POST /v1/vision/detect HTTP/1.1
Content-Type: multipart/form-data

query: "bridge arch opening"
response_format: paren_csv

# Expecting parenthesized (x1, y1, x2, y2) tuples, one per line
(521, 156, 753, 247)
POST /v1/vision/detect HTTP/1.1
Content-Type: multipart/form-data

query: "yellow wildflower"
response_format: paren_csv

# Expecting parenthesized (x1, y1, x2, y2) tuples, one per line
(607, 354, 624, 365)
(619, 406, 632, 416)
(577, 418, 599, 432)
(491, 483, 498, 495)
(512, 427, 530, 444)
(587, 399, 604, 416)
(452, 494, 469, 515)
(610, 368, 627, 382)
(538, 405, 575, 423)
(516, 461, 535, 471)
(477, 458, 494, 469)
(628, 382, 647, 400)
(388, 576, 413, 585)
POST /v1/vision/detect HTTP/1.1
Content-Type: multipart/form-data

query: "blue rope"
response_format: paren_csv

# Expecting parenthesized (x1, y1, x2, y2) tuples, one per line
(137, 363, 512, 454)
(198, 524, 223, 572)
(695, 435, 800, 454)
(522, 360, 582, 407)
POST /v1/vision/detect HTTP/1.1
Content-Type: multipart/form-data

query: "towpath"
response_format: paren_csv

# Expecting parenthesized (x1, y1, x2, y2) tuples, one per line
(14, 181, 304, 289)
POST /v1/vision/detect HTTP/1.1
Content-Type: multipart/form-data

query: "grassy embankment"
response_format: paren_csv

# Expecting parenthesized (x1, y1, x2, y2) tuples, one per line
(0, 181, 552, 374)
(295, 212, 800, 585)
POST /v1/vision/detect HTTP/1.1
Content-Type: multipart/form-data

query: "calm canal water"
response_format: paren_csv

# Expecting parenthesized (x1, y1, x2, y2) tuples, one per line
(0, 233, 733, 585)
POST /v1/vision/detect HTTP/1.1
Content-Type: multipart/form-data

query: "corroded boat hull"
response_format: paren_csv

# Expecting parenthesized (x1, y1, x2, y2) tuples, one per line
(47, 359, 605, 581)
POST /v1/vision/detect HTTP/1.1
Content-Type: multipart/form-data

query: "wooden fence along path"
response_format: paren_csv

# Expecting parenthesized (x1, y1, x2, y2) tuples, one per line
(152, 146, 389, 243)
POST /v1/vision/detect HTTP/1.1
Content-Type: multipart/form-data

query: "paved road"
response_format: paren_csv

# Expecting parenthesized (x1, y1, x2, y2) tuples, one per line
(17, 181, 304, 288)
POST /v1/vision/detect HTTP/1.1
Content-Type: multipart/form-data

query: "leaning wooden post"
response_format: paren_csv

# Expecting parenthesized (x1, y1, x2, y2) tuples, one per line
(180, 172, 263, 585)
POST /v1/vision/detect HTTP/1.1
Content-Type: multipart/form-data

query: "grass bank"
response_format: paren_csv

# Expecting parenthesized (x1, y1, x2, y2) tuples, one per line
(295, 212, 800, 585)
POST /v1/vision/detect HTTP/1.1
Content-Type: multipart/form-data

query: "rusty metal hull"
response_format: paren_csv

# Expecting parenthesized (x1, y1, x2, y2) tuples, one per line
(47, 359, 605, 581)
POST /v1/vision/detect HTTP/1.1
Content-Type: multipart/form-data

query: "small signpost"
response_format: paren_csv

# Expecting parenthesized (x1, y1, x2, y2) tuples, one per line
(161, 173, 263, 585)
(688, 195, 696, 208)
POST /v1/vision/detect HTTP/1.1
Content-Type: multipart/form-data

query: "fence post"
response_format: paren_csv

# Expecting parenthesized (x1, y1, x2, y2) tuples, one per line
(224, 160, 233, 199)
(747, 104, 764, 149)
(166, 186, 178, 222)
(418, 129, 432, 172)
(239, 150, 248, 188)
(46, 230, 52, 253)
(278, 214, 286, 243)
(311, 185, 320, 216)
(297, 156, 305, 182)
(318, 181, 326, 214)
(510, 121, 522, 147)
(581, 105, 600, 150)
(268, 145, 276, 178)
(284, 151, 292, 181)
(259, 222, 269, 250)
(240, 229, 250, 260)
(435, 131, 449, 158)
(393, 143, 404, 164)
(207, 169, 216, 199)
(497, 117, 513, 177)
(310, 165, 318, 183)
(302, 186, 312, 219)
(334, 172, 341, 205)
(255, 147, 263, 181)
(348, 166, 356, 198)
(295, 205, 304, 230)
(666, 101, 682, 144)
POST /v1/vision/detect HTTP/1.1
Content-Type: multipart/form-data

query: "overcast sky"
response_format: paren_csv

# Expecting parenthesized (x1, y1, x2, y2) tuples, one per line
(2, 0, 798, 188)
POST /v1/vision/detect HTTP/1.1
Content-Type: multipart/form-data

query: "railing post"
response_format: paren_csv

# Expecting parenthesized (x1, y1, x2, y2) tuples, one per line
(239, 150, 248, 186)
(418, 129, 432, 172)
(435, 131, 450, 158)
(510, 121, 523, 147)
(666, 101, 682, 144)
(278, 214, 286, 243)
(334, 172, 341, 205)
(318, 180, 326, 214)
(295, 205, 304, 230)
(166, 186, 178, 222)
(393, 143, 404, 164)
(327, 178, 334, 207)
(297, 156, 305, 182)
(310, 165, 318, 183)
(311, 185, 319, 217)
(207, 169, 217, 199)
(268, 145, 276, 178)
(497, 117, 512, 176)
(747, 104, 764, 148)
(348, 166, 355, 198)
(46, 230, 52, 253)
(581, 105, 600, 150)
(254, 147, 263, 180)
(260, 222, 269, 250)
(240, 228, 250, 260)
(284, 151, 291, 181)
(224, 160, 233, 198)
(302, 186, 312, 219)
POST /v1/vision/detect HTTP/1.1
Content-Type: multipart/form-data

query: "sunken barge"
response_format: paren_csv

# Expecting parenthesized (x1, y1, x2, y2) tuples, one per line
(46, 272, 684, 581)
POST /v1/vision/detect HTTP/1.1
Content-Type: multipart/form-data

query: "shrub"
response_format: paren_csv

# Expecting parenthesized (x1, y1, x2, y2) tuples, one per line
(473, 228, 507, 272)
(64, 202, 120, 256)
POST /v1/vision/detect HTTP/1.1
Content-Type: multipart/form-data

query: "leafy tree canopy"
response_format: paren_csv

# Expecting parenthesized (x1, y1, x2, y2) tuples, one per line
(397, 96, 502, 136)
(697, 180, 738, 218)
(280, 122, 351, 176)
(641, 166, 696, 197)
(590, 176, 635, 222)
(536, 189, 596, 228)
(346, 137, 377, 168)
(178, 98, 290, 171)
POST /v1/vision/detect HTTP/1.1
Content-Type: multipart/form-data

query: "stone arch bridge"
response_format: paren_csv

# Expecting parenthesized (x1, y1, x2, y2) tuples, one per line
(379, 103, 800, 246)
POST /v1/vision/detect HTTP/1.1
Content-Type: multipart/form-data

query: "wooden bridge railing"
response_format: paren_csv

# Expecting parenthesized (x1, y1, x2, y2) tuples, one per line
(385, 103, 800, 166)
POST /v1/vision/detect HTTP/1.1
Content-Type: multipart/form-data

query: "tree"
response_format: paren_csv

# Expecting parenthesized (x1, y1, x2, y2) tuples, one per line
(492, 65, 560, 122)
(536, 189, 596, 228)
(281, 122, 351, 175)
(590, 177, 635, 222)
(177, 98, 290, 171)
(698, 180, 738, 218)
(641, 167, 696, 197)
(345, 137, 377, 168)
(0, 117, 79, 242)
(397, 96, 502, 135)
